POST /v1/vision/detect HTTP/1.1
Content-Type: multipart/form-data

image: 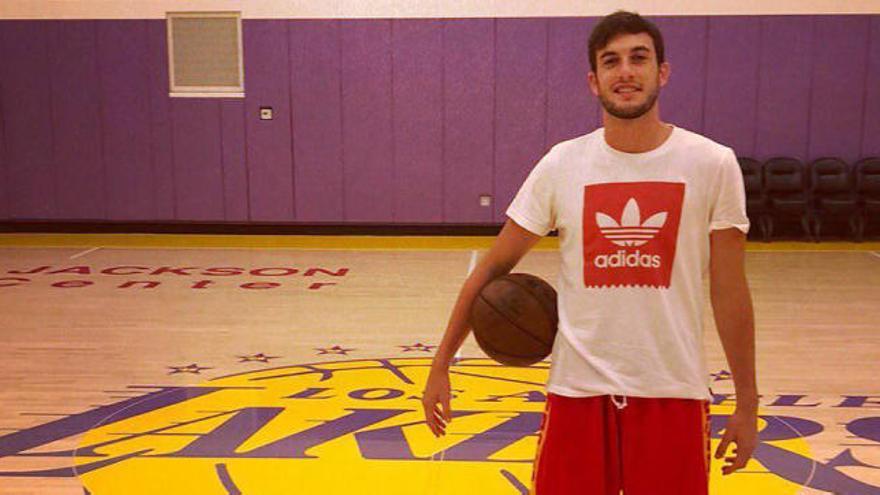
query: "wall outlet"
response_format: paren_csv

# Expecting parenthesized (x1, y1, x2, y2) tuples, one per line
(479, 195, 492, 207)
(259, 107, 273, 120)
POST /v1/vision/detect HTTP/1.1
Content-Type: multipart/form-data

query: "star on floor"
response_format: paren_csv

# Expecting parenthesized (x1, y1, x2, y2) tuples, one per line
(237, 353, 280, 364)
(399, 342, 437, 353)
(315, 345, 355, 356)
(168, 363, 213, 375)
(710, 370, 732, 381)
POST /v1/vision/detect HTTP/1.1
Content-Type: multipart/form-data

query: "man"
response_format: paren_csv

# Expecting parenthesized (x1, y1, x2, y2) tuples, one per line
(422, 10, 758, 495)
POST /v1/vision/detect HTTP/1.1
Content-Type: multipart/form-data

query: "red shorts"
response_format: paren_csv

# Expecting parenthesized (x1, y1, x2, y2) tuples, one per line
(530, 393, 711, 495)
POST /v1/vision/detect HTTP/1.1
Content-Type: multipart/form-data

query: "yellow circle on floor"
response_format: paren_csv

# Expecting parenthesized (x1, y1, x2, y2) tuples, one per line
(77, 358, 809, 494)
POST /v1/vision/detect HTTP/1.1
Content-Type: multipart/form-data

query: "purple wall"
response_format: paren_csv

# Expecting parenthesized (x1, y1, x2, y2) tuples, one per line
(1, 21, 56, 219)
(494, 19, 548, 222)
(289, 20, 343, 222)
(146, 20, 176, 221)
(654, 17, 708, 133)
(99, 21, 156, 221)
(48, 21, 104, 220)
(809, 16, 870, 163)
(704, 17, 760, 157)
(443, 19, 494, 224)
(547, 18, 600, 149)
(340, 20, 394, 222)
(393, 19, 444, 223)
(243, 20, 294, 222)
(864, 17, 880, 158)
(1, 15, 879, 224)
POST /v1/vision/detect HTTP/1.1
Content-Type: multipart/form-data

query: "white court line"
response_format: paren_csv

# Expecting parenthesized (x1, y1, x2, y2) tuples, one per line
(468, 249, 479, 274)
(454, 250, 479, 363)
(869, 251, 880, 260)
(69, 246, 101, 260)
(428, 250, 481, 494)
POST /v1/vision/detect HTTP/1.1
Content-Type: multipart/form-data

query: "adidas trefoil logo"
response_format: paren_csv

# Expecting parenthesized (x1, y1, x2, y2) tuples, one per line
(595, 198, 667, 247)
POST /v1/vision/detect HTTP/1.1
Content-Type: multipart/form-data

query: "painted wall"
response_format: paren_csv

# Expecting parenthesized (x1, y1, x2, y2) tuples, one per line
(2, 0, 879, 18)
(1, 15, 879, 223)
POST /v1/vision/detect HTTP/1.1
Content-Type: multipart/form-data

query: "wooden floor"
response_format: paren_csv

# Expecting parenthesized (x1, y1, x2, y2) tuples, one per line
(0, 235, 878, 494)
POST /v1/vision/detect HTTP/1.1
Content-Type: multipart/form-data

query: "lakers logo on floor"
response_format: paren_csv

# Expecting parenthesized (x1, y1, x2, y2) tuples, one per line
(64, 358, 861, 494)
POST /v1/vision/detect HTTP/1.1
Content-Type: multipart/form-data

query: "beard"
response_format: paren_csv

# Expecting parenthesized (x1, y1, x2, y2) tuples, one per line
(597, 83, 660, 120)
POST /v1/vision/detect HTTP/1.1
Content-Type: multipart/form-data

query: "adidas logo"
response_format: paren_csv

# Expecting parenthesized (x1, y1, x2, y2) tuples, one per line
(595, 198, 667, 247)
(583, 182, 682, 285)
(594, 249, 662, 269)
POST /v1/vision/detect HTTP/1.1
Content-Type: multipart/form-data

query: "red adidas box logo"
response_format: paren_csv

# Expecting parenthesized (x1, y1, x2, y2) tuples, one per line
(582, 182, 685, 288)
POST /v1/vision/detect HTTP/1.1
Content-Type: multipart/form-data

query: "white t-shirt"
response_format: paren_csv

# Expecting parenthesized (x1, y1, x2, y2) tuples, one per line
(506, 125, 749, 401)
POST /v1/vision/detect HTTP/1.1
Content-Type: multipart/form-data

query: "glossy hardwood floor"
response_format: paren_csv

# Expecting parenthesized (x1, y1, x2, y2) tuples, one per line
(0, 236, 878, 494)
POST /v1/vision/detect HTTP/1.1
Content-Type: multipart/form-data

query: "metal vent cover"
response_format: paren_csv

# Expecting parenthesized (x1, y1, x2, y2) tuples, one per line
(167, 12, 243, 96)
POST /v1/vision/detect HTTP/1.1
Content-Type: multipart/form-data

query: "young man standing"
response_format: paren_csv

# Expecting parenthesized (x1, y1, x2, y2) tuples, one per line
(422, 10, 758, 495)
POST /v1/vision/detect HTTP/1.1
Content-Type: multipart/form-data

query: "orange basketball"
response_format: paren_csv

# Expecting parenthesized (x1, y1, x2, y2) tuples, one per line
(469, 273, 558, 366)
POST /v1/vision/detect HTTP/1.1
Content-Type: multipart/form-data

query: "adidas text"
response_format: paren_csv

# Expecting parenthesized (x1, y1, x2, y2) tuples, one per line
(594, 250, 662, 269)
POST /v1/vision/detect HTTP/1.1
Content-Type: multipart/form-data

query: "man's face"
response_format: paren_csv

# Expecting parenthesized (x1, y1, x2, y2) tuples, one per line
(588, 32, 670, 120)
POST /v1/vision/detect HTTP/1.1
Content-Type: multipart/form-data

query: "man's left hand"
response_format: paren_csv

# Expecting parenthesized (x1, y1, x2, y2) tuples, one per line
(714, 407, 758, 475)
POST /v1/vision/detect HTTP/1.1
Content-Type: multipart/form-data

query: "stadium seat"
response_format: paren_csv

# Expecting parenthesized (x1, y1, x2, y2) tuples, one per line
(854, 157, 880, 242)
(763, 157, 811, 240)
(737, 157, 769, 241)
(809, 158, 858, 241)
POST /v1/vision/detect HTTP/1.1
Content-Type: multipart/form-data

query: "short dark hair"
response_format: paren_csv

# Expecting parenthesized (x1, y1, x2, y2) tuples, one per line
(588, 10, 665, 73)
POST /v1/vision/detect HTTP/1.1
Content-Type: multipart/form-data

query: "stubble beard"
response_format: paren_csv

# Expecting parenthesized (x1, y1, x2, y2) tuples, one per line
(598, 81, 660, 120)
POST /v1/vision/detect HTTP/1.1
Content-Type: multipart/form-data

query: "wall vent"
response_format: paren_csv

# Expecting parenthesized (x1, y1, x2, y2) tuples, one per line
(167, 12, 243, 97)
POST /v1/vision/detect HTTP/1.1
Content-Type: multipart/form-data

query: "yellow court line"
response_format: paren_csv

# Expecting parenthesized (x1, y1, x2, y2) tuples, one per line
(0, 233, 878, 252)
(0, 233, 528, 251)
(745, 241, 880, 252)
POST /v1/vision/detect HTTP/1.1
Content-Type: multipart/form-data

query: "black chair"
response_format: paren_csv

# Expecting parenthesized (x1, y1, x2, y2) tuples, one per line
(737, 157, 769, 241)
(809, 157, 858, 241)
(763, 157, 811, 240)
(854, 157, 880, 242)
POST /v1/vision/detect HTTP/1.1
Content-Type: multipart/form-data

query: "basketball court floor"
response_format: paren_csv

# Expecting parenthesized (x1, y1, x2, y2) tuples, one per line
(0, 234, 878, 494)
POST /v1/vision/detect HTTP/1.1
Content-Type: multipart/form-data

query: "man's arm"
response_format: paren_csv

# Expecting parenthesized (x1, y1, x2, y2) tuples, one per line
(422, 219, 543, 437)
(709, 227, 758, 475)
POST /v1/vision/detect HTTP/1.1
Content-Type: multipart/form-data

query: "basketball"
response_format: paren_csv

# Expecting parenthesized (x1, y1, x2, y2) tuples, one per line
(469, 273, 559, 366)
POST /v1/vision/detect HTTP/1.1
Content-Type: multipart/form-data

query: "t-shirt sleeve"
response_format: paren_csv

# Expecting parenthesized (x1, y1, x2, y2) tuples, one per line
(709, 148, 750, 234)
(505, 150, 557, 236)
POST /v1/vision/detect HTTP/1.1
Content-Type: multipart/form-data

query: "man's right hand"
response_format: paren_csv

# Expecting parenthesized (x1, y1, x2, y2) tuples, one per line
(420, 220, 541, 438)
(422, 367, 452, 437)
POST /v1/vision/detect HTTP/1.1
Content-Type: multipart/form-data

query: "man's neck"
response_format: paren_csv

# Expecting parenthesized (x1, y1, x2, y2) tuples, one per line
(602, 111, 673, 154)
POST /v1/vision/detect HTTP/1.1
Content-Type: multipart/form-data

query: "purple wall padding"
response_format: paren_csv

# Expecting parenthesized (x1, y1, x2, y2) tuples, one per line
(1, 21, 56, 219)
(170, 100, 225, 221)
(704, 17, 760, 157)
(442, 19, 495, 224)
(47, 21, 104, 219)
(494, 18, 548, 222)
(547, 17, 600, 149)
(2, 15, 880, 225)
(755, 16, 814, 161)
(147, 21, 176, 220)
(864, 17, 880, 158)
(289, 20, 344, 222)
(654, 16, 708, 134)
(0, 43, 5, 219)
(341, 20, 394, 222)
(809, 16, 871, 164)
(243, 20, 294, 221)
(220, 100, 248, 221)
(392, 19, 444, 223)
(98, 21, 156, 220)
